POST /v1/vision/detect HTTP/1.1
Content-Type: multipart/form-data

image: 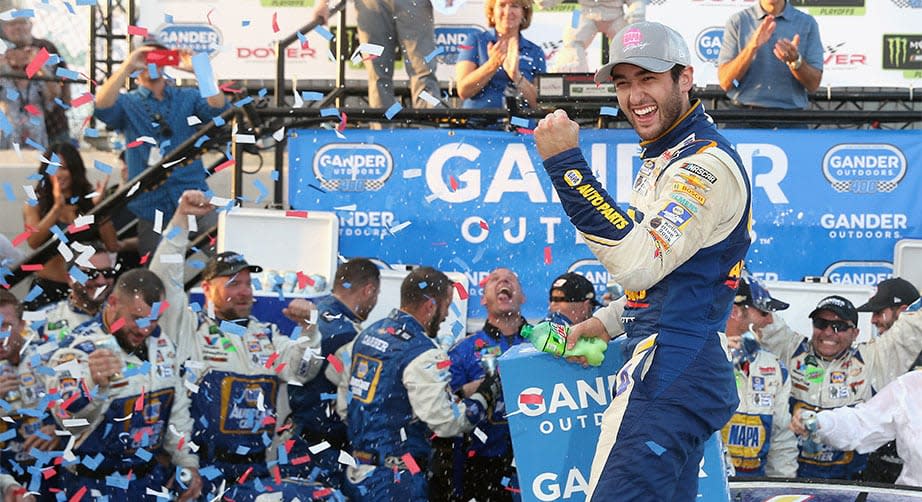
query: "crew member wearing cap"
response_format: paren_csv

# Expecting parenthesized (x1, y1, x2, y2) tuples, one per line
(534, 21, 751, 500)
(721, 275, 797, 478)
(546, 272, 600, 326)
(760, 294, 922, 480)
(857, 277, 921, 484)
(149, 190, 326, 499)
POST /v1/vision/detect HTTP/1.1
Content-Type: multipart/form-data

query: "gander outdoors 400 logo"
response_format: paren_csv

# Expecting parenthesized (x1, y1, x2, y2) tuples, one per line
(883, 35, 922, 75)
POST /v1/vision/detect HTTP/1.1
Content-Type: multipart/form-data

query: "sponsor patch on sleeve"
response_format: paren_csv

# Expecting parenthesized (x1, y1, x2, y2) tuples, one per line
(648, 216, 684, 250)
(657, 201, 694, 229)
(563, 169, 583, 187)
(671, 183, 708, 206)
(679, 163, 717, 184)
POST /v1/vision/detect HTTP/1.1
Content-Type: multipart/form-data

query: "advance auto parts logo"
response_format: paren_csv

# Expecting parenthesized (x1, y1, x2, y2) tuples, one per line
(313, 144, 393, 192)
(822, 144, 906, 193)
(883, 34, 922, 76)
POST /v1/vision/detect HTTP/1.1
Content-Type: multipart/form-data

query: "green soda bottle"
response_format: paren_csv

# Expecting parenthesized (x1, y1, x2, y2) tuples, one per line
(520, 321, 608, 366)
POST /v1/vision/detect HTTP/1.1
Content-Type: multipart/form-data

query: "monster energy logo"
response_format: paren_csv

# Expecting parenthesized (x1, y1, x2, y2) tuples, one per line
(888, 37, 910, 66)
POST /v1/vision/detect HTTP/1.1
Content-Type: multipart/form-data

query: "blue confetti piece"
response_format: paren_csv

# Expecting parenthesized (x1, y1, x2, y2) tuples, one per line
(234, 96, 254, 108)
(25, 137, 45, 151)
(54, 97, 71, 110)
(732, 79, 740, 88)
(11, 9, 34, 18)
(64, 2, 76, 14)
(105, 472, 129, 489)
(94, 160, 113, 174)
(84, 127, 99, 138)
(258, 88, 268, 97)
(24, 285, 44, 303)
(252, 179, 268, 204)
(320, 392, 337, 401)
(188, 259, 205, 270)
(55, 67, 80, 80)
(261, 431, 272, 447)
(136, 317, 151, 328)
(271, 171, 279, 181)
(297, 31, 308, 47)
(320, 107, 340, 117)
(220, 320, 246, 336)
(83, 453, 104, 470)
(235, 445, 250, 455)
(2, 182, 14, 201)
(384, 102, 403, 120)
(301, 91, 323, 101)
(191, 52, 219, 98)
(199, 465, 222, 480)
(645, 440, 666, 456)
(600, 106, 619, 117)
(510, 116, 530, 128)
(67, 265, 88, 285)
(194, 135, 210, 148)
(289, 325, 302, 340)
(424, 47, 444, 63)
(241, 20, 250, 27)
(0, 429, 15, 442)
(277, 443, 289, 465)
(147, 63, 159, 80)
(571, 9, 581, 29)
(314, 25, 333, 41)
(190, 302, 202, 312)
(135, 448, 153, 462)
(75, 0, 97, 5)
(164, 13, 173, 23)
(48, 54, 61, 66)
(418, 281, 428, 289)
(213, 116, 226, 127)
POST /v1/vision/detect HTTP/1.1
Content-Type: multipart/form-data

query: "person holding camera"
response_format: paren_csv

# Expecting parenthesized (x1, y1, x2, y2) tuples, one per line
(94, 42, 227, 256)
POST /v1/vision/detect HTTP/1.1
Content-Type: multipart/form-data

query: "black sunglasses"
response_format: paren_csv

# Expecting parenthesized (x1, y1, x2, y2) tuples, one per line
(79, 267, 117, 280)
(812, 318, 853, 333)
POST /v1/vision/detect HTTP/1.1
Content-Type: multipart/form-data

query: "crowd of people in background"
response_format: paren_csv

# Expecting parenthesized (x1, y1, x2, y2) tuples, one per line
(11, 0, 922, 501)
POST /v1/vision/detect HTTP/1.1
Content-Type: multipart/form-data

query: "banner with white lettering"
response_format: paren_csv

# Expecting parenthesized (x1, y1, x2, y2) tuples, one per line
(287, 127, 922, 320)
(138, 0, 922, 86)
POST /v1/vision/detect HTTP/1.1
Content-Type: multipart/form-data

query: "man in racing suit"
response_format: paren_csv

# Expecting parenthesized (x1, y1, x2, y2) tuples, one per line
(282, 258, 381, 489)
(46, 269, 202, 500)
(149, 190, 324, 498)
(0, 290, 59, 497)
(760, 295, 922, 479)
(534, 21, 751, 501)
(721, 275, 797, 478)
(345, 266, 497, 501)
(39, 243, 116, 343)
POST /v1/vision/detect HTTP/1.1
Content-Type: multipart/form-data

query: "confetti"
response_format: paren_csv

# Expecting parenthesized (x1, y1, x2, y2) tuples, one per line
(519, 393, 543, 405)
(285, 210, 308, 218)
(109, 317, 126, 333)
(326, 353, 343, 373)
(600, 106, 619, 117)
(510, 116, 530, 128)
(403, 169, 422, 179)
(70, 92, 94, 108)
(301, 91, 323, 101)
(384, 102, 403, 120)
(453, 282, 469, 300)
(127, 25, 148, 36)
(417, 90, 442, 107)
(424, 47, 444, 63)
(544, 246, 552, 265)
(400, 453, 420, 474)
(314, 25, 333, 41)
(191, 52, 219, 98)
(25, 48, 49, 78)
(271, 12, 280, 33)
(214, 158, 235, 172)
(571, 9, 581, 29)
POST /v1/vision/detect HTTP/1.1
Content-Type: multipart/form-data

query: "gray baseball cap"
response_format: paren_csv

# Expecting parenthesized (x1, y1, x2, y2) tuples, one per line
(594, 22, 691, 84)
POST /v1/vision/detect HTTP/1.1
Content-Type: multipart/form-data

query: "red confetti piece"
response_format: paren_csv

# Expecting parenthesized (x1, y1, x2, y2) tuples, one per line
(60, 392, 78, 411)
(206, 8, 215, 25)
(474, 338, 485, 348)
(313, 488, 333, 498)
(25, 47, 50, 78)
(276, 423, 294, 434)
(478, 275, 490, 288)
(127, 25, 148, 36)
(453, 281, 469, 301)
(214, 158, 235, 172)
(400, 453, 420, 474)
(479, 220, 489, 231)
(67, 224, 90, 235)
(126, 140, 144, 149)
(12, 229, 33, 247)
(20, 264, 43, 271)
(68, 485, 86, 502)
(436, 359, 451, 369)
(272, 465, 282, 485)
(261, 415, 276, 426)
(284, 439, 295, 453)
(134, 388, 145, 412)
(467, 450, 477, 458)
(109, 317, 126, 333)
(291, 455, 311, 465)
(177, 436, 185, 450)
(238, 466, 254, 484)
(285, 210, 308, 218)
(515, 127, 534, 135)
(337, 112, 348, 132)
(296, 271, 315, 289)
(519, 393, 543, 405)
(218, 81, 245, 94)
(449, 175, 459, 191)
(459, 44, 474, 50)
(544, 246, 552, 265)
(264, 352, 280, 369)
(24, 104, 40, 116)
(139, 252, 151, 265)
(326, 353, 344, 373)
(41, 466, 57, 479)
(274, 362, 287, 374)
(158, 300, 170, 315)
(271, 12, 280, 33)
(71, 92, 94, 108)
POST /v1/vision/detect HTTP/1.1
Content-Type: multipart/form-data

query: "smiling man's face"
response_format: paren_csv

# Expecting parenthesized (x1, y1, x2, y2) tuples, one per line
(481, 268, 526, 318)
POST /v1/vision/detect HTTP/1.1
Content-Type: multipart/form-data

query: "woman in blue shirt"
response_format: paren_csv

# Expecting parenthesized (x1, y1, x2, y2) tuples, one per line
(456, 0, 546, 109)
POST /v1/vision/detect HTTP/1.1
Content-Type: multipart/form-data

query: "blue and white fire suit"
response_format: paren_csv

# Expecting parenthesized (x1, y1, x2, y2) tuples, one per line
(46, 316, 198, 499)
(149, 224, 323, 497)
(283, 295, 363, 488)
(543, 100, 751, 501)
(721, 334, 797, 477)
(760, 312, 922, 479)
(39, 301, 94, 343)
(345, 309, 489, 501)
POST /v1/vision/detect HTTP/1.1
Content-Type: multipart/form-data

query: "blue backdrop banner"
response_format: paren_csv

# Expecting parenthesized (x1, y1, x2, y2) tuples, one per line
(288, 128, 922, 320)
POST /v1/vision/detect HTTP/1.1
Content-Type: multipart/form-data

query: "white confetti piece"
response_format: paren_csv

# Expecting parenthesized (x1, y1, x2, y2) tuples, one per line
(153, 210, 164, 234)
(273, 127, 286, 142)
(136, 136, 157, 145)
(126, 181, 141, 197)
(309, 441, 331, 454)
(235, 134, 256, 144)
(184, 380, 200, 393)
(187, 115, 202, 126)
(400, 428, 407, 442)
(338, 450, 356, 466)
(62, 418, 90, 428)
(146, 488, 171, 498)
(402, 169, 422, 179)
(388, 221, 411, 234)
(334, 204, 357, 211)
(22, 185, 37, 200)
(73, 215, 94, 227)
(473, 427, 488, 443)
(187, 214, 198, 233)
(163, 157, 186, 168)
(209, 196, 232, 207)
(159, 254, 184, 264)
(256, 391, 265, 411)
(56, 241, 74, 261)
(418, 90, 442, 107)
(114, 413, 133, 422)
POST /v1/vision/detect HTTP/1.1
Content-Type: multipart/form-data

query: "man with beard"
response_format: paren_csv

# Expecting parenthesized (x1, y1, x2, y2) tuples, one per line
(344, 266, 498, 501)
(39, 243, 116, 342)
(46, 269, 202, 500)
(438, 267, 527, 501)
(282, 258, 381, 490)
(149, 190, 325, 499)
(533, 21, 751, 501)
(0, 290, 59, 498)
